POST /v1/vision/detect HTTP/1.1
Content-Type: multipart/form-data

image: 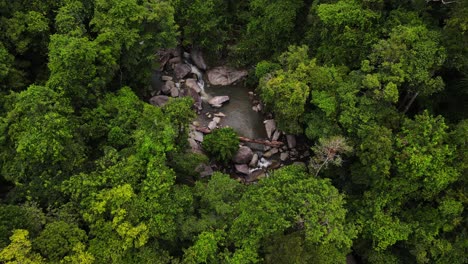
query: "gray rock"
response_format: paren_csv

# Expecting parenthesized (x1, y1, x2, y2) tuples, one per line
(190, 131, 204, 142)
(208, 121, 217, 130)
(149, 95, 169, 107)
(170, 87, 179, 97)
(263, 148, 278, 158)
(214, 112, 226, 117)
(280, 152, 289, 161)
(168, 56, 182, 65)
(190, 47, 207, 70)
(213, 117, 221, 124)
(196, 164, 213, 178)
(188, 138, 201, 153)
(161, 75, 173, 81)
(207, 66, 248, 86)
(235, 164, 250, 175)
(286, 135, 296, 149)
(257, 103, 263, 112)
(272, 130, 281, 141)
(209, 96, 230, 108)
(185, 78, 201, 93)
(268, 160, 281, 170)
(249, 153, 259, 167)
(245, 169, 266, 183)
(162, 80, 175, 94)
(174, 63, 191, 79)
(184, 88, 202, 110)
(233, 146, 254, 164)
(264, 119, 276, 139)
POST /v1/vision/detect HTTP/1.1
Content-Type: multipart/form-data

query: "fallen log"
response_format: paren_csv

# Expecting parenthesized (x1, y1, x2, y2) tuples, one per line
(195, 126, 284, 147)
(239, 136, 283, 147)
(195, 126, 212, 134)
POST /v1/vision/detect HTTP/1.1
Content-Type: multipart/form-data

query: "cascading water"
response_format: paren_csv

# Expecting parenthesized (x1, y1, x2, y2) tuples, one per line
(185, 59, 211, 101)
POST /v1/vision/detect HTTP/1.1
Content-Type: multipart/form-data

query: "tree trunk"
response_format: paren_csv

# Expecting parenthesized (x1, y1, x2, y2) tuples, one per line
(402, 92, 419, 114)
(195, 126, 283, 147)
(238, 136, 284, 147)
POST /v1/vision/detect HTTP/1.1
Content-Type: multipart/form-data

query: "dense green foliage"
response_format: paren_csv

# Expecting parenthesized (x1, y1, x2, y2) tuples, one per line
(0, 0, 466, 263)
(203, 127, 240, 163)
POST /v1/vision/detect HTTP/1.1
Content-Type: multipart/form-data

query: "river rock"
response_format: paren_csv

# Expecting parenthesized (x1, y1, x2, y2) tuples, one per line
(170, 87, 179, 97)
(257, 103, 263, 112)
(233, 146, 254, 164)
(168, 56, 182, 65)
(184, 88, 202, 110)
(161, 75, 173, 81)
(188, 138, 202, 153)
(268, 160, 281, 170)
(185, 78, 201, 93)
(174, 63, 191, 79)
(280, 152, 289, 161)
(272, 130, 281, 141)
(209, 96, 230, 108)
(249, 153, 259, 167)
(235, 164, 250, 175)
(286, 135, 296, 149)
(211, 117, 220, 125)
(149, 95, 169, 107)
(207, 66, 248, 86)
(162, 80, 175, 94)
(190, 47, 207, 70)
(245, 169, 266, 183)
(263, 148, 278, 158)
(208, 121, 217, 130)
(264, 119, 276, 139)
(196, 164, 213, 178)
(190, 130, 204, 142)
(214, 112, 226, 117)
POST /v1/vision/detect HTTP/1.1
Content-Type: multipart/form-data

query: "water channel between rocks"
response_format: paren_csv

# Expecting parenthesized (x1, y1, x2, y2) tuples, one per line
(197, 83, 267, 140)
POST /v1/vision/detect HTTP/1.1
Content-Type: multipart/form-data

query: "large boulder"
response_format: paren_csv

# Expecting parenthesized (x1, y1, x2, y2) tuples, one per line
(235, 164, 250, 175)
(184, 88, 202, 110)
(174, 63, 191, 79)
(233, 146, 254, 164)
(185, 78, 201, 93)
(149, 95, 169, 107)
(209, 96, 230, 108)
(190, 48, 207, 70)
(207, 66, 248, 86)
(264, 119, 276, 139)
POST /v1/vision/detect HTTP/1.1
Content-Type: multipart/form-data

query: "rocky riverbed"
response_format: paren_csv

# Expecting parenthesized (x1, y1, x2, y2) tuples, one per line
(150, 47, 311, 183)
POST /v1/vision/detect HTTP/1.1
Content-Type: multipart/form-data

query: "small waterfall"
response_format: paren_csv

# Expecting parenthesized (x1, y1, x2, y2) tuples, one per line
(187, 61, 211, 101)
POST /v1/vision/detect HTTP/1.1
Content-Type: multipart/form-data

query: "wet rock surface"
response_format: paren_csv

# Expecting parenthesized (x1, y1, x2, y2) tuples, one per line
(233, 146, 254, 164)
(207, 66, 248, 86)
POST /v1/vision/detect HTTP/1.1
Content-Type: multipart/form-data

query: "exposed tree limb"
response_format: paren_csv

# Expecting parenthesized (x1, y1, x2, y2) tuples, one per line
(402, 92, 419, 114)
(195, 126, 284, 147)
(426, 0, 457, 4)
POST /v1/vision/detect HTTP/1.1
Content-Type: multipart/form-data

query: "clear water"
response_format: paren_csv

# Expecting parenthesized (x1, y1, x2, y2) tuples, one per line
(198, 83, 267, 140)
